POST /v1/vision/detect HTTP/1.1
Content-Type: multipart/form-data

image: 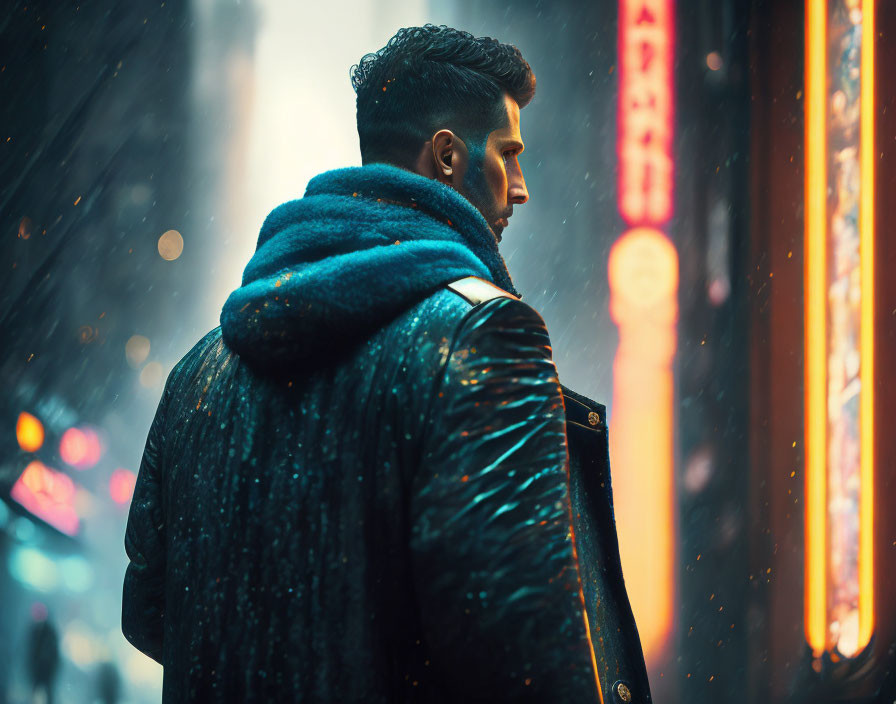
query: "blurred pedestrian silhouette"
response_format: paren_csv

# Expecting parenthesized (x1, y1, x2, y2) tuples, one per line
(25, 604, 59, 704)
(95, 661, 122, 704)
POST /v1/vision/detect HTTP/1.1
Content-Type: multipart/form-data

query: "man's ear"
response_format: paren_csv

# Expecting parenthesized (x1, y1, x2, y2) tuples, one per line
(431, 129, 456, 184)
(431, 129, 469, 188)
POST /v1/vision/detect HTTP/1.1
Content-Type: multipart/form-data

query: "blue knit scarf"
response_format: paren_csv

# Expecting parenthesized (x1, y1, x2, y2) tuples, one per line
(219, 163, 520, 369)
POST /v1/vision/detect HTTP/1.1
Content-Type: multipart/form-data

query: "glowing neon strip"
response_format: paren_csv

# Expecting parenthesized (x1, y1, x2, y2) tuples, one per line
(608, 229, 677, 661)
(613, 0, 676, 664)
(858, 0, 875, 652)
(804, 0, 828, 657)
(804, 0, 875, 657)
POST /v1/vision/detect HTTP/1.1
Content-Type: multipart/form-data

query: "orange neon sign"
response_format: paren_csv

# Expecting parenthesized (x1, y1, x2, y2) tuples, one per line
(804, 0, 827, 655)
(858, 0, 875, 654)
(612, 0, 677, 663)
(804, 0, 875, 658)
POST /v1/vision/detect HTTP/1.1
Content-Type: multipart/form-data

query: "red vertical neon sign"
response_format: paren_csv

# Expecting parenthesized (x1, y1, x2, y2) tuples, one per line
(618, 0, 675, 225)
(611, 0, 677, 664)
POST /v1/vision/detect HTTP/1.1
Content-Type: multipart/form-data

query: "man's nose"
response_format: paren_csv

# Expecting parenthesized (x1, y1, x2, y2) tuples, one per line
(509, 174, 529, 205)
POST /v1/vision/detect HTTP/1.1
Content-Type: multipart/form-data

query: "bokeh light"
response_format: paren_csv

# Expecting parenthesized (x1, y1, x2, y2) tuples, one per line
(139, 361, 165, 388)
(126, 334, 151, 368)
(18, 215, 33, 239)
(62, 620, 106, 667)
(9, 546, 59, 593)
(706, 51, 723, 71)
(59, 555, 94, 593)
(59, 427, 103, 469)
(16, 411, 45, 452)
(109, 469, 138, 505)
(157, 229, 184, 261)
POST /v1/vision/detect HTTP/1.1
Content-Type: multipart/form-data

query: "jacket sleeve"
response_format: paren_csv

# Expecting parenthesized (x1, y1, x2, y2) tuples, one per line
(410, 296, 601, 702)
(121, 376, 171, 663)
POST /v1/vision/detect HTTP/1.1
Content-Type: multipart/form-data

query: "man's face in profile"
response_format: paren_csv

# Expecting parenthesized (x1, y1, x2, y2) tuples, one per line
(458, 94, 529, 242)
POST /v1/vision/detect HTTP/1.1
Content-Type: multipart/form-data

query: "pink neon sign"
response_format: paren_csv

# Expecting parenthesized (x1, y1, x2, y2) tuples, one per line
(10, 461, 80, 536)
(617, 0, 675, 225)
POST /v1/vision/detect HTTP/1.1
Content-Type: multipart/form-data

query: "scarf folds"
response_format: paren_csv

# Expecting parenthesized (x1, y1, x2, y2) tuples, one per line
(220, 163, 520, 369)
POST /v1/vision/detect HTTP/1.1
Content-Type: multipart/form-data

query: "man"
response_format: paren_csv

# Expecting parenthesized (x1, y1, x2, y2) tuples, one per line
(122, 24, 651, 703)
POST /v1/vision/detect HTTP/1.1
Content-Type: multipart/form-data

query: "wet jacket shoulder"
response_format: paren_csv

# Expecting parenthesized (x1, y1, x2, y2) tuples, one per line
(122, 277, 649, 703)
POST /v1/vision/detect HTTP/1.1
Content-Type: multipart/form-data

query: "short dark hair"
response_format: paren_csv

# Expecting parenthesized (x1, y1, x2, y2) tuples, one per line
(351, 25, 536, 167)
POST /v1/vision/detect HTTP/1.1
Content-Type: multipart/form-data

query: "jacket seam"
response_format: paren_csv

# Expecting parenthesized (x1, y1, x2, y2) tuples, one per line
(562, 393, 595, 414)
(560, 383, 606, 413)
(567, 419, 606, 433)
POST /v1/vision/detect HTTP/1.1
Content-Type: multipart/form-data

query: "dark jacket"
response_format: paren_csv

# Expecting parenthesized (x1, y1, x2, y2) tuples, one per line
(122, 165, 650, 703)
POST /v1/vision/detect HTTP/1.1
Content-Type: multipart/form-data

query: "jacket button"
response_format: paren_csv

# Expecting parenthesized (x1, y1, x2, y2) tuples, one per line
(588, 411, 600, 426)
(613, 680, 633, 703)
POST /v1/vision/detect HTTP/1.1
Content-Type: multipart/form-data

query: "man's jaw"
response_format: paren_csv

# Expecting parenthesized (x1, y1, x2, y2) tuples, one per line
(492, 210, 513, 243)
(491, 219, 507, 242)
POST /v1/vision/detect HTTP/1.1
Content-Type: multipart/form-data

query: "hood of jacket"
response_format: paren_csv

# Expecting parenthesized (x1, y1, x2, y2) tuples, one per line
(219, 162, 521, 369)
